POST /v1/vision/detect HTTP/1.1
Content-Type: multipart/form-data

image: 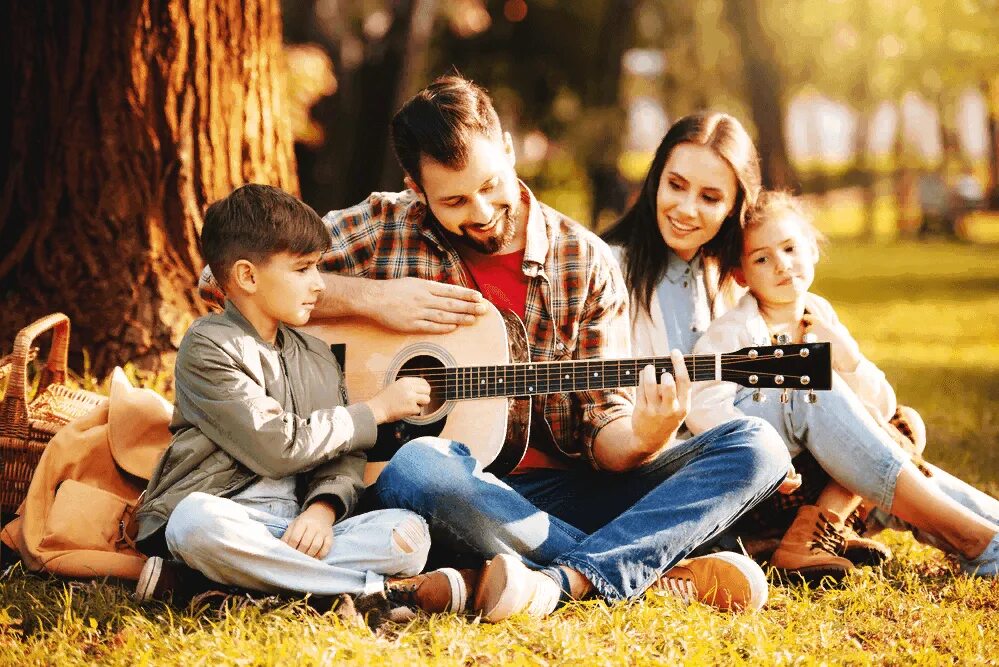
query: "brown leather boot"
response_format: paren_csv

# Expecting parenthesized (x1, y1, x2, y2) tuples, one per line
(822, 508, 893, 567)
(385, 567, 480, 614)
(770, 505, 854, 584)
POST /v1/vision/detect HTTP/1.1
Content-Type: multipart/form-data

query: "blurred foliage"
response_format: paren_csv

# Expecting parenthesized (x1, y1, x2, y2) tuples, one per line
(281, 0, 999, 223)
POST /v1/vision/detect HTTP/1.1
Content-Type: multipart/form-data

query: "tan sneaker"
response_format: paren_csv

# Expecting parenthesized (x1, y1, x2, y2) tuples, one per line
(473, 554, 562, 622)
(385, 567, 479, 614)
(652, 552, 769, 612)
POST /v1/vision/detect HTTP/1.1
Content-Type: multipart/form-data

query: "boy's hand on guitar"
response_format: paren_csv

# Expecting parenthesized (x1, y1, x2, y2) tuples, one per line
(367, 376, 432, 424)
(630, 350, 691, 454)
(370, 278, 488, 334)
(802, 311, 861, 373)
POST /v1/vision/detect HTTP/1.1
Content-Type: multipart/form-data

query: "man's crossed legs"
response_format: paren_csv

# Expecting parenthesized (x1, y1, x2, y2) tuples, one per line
(374, 416, 790, 620)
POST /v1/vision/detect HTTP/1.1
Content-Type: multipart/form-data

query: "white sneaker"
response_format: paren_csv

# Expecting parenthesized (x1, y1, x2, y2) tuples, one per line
(473, 554, 561, 622)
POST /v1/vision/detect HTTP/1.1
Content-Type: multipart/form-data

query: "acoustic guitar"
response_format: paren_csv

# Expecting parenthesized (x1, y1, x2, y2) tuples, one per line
(303, 301, 831, 484)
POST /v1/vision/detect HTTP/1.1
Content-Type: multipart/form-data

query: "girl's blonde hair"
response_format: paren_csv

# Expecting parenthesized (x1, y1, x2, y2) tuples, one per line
(719, 190, 825, 276)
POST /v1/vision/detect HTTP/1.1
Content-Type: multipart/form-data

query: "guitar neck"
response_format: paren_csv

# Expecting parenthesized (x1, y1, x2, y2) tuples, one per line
(422, 355, 717, 401)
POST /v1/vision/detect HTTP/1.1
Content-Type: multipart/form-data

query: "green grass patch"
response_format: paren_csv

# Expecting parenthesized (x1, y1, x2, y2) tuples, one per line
(3, 240, 999, 665)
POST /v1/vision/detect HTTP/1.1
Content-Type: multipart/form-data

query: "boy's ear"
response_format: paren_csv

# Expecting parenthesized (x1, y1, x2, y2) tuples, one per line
(733, 267, 747, 288)
(230, 259, 258, 293)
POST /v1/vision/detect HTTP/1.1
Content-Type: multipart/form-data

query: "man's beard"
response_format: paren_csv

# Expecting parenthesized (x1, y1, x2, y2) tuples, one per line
(457, 204, 519, 255)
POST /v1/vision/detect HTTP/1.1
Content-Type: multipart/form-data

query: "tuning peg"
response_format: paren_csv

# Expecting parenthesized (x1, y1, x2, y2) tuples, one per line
(775, 333, 792, 345)
(805, 390, 818, 404)
(803, 332, 818, 344)
(752, 389, 766, 403)
(779, 388, 790, 404)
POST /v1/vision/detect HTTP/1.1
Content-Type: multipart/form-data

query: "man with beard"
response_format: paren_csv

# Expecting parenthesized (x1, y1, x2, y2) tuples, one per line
(199, 75, 789, 621)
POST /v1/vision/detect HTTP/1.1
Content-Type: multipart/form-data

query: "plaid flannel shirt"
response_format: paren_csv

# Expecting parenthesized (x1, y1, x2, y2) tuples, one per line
(199, 184, 634, 467)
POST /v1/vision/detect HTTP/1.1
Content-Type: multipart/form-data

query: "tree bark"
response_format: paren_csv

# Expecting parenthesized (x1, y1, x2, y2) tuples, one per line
(0, 0, 297, 376)
(721, 0, 799, 190)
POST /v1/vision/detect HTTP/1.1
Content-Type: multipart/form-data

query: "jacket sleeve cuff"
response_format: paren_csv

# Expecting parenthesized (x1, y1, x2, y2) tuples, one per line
(305, 477, 359, 520)
(345, 403, 378, 451)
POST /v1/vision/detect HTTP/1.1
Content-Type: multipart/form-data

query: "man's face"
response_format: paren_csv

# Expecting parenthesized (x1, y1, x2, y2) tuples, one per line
(411, 132, 523, 255)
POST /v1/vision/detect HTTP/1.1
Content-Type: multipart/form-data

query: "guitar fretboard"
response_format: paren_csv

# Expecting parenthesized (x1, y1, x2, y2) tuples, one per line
(413, 356, 722, 400)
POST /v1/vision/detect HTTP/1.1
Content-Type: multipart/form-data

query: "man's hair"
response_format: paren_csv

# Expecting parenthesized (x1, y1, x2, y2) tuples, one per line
(390, 75, 503, 185)
(201, 183, 329, 288)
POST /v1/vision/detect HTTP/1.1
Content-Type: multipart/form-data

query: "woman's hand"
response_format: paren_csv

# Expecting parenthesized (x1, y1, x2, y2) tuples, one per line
(802, 311, 861, 373)
(282, 500, 336, 559)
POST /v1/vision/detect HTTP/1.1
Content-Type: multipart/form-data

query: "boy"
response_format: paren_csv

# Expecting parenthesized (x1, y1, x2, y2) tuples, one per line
(133, 184, 476, 613)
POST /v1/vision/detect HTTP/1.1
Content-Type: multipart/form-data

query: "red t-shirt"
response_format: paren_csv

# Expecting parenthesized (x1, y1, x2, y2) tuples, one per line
(461, 249, 567, 473)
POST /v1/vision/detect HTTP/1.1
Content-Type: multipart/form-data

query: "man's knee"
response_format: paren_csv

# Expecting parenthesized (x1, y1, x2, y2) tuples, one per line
(716, 416, 791, 482)
(378, 437, 474, 503)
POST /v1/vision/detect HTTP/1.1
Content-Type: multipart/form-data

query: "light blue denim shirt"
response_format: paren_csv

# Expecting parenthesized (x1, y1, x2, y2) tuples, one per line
(654, 250, 712, 356)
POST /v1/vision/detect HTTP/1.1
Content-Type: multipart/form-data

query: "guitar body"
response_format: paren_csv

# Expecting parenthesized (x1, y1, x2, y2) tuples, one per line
(302, 302, 532, 485)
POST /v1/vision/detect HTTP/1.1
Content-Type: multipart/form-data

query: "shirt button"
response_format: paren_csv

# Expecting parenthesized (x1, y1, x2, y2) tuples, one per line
(682, 280, 689, 288)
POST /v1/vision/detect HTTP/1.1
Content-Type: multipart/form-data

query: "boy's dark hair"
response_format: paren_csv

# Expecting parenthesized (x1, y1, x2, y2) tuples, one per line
(390, 74, 502, 186)
(201, 184, 329, 288)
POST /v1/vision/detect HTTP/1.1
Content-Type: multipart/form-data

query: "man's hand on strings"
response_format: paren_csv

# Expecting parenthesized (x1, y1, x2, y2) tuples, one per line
(630, 349, 691, 456)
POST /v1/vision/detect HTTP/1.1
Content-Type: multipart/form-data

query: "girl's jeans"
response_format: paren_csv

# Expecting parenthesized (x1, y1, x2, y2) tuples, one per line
(736, 375, 999, 549)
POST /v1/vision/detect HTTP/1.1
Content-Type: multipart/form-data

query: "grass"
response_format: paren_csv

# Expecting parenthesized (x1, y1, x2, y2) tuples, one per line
(3, 240, 999, 665)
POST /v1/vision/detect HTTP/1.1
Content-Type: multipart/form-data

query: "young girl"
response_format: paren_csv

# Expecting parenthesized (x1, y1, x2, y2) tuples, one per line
(687, 190, 999, 581)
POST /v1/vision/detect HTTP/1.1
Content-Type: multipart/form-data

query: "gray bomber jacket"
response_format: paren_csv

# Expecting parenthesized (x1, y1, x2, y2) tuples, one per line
(135, 301, 377, 552)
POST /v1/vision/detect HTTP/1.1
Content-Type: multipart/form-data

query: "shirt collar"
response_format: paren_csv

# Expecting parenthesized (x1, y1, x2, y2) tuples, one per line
(664, 249, 703, 284)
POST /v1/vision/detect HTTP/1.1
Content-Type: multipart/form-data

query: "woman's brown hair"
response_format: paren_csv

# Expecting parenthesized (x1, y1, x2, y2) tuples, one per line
(602, 112, 762, 317)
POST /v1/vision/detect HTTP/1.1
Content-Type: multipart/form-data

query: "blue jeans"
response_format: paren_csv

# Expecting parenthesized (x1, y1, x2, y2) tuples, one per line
(165, 492, 430, 596)
(736, 376, 999, 550)
(736, 375, 909, 509)
(374, 417, 789, 601)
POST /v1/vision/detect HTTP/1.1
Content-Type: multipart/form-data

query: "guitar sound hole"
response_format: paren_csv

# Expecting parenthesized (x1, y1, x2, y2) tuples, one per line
(397, 354, 446, 416)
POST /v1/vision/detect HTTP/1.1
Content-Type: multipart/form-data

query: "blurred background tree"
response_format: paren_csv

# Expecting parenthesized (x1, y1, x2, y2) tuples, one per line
(0, 0, 296, 373)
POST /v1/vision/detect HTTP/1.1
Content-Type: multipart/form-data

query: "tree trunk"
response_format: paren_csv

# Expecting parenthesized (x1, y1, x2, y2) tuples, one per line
(721, 0, 798, 190)
(0, 0, 297, 376)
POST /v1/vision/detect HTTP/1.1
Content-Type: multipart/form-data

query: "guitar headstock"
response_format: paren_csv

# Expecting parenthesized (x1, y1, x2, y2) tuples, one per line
(720, 342, 831, 390)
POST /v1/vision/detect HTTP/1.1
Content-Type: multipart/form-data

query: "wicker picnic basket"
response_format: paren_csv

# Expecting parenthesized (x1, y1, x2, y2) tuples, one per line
(0, 313, 105, 516)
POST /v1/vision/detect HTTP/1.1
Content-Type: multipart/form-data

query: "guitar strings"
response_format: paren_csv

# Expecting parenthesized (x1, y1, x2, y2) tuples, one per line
(340, 351, 811, 383)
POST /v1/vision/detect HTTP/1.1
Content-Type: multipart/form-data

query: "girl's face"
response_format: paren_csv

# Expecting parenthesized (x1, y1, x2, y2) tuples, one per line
(737, 213, 818, 307)
(655, 143, 738, 262)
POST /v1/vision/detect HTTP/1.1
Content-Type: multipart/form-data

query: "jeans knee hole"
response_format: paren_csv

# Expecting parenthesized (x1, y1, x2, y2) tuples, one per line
(391, 517, 429, 554)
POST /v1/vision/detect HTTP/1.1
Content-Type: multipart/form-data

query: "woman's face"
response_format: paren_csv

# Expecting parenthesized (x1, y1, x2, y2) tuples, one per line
(655, 143, 738, 261)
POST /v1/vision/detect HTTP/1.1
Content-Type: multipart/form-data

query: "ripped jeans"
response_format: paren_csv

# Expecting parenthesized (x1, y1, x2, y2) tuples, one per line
(164, 492, 430, 596)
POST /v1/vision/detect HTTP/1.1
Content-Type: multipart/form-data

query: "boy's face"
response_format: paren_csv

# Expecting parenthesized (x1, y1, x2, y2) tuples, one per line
(737, 214, 818, 306)
(250, 251, 326, 327)
(407, 131, 523, 255)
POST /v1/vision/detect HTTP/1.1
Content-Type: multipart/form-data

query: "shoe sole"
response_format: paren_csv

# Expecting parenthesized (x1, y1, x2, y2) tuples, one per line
(708, 551, 769, 612)
(473, 555, 528, 622)
(134, 556, 162, 602)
